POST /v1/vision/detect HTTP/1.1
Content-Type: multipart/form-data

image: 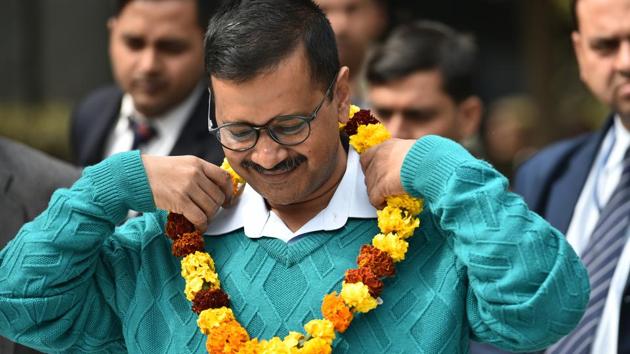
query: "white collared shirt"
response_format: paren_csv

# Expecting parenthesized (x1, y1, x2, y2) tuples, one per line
(565, 115, 630, 354)
(103, 84, 203, 158)
(205, 148, 377, 242)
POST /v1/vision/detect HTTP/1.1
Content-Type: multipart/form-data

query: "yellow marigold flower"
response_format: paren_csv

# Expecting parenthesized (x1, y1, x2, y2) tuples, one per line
(221, 157, 246, 195)
(385, 195, 424, 215)
(348, 104, 361, 118)
(181, 252, 220, 297)
(181, 251, 215, 279)
(377, 206, 420, 239)
(349, 123, 391, 153)
(304, 319, 335, 344)
(184, 277, 204, 301)
(340, 281, 378, 313)
(299, 337, 332, 354)
(258, 337, 291, 354)
(283, 331, 303, 349)
(197, 307, 235, 335)
(372, 233, 409, 262)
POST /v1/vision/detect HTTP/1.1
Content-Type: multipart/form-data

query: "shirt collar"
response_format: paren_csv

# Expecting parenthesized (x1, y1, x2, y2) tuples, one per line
(204, 147, 377, 242)
(605, 115, 630, 172)
(120, 83, 203, 138)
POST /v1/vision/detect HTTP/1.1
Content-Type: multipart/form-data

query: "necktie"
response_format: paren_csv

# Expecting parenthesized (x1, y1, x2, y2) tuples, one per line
(548, 146, 630, 354)
(128, 117, 158, 151)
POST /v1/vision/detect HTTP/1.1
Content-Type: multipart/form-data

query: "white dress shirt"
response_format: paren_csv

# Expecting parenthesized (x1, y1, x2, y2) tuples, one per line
(205, 147, 377, 242)
(103, 85, 203, 158)
(565, 115, 630, 354)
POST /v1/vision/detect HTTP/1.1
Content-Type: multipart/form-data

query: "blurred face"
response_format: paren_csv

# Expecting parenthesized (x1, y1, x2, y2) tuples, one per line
(368, 70, 479, 141)
(108, 0, 204, 117)
(211, 47, 351, 206)
(573, 0, 630, 120)
(315, 0, 386, 74)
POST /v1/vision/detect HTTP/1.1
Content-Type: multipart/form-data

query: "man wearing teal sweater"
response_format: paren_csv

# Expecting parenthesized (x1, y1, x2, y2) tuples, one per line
(0, 0, 589, 353)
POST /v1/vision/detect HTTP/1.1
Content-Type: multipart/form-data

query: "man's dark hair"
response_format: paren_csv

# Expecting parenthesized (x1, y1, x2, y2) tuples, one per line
(570, 0, 579, 31)
(204, 0, 339, 97)
(366, 20, 477, 103)
(113, 0, 221, 29)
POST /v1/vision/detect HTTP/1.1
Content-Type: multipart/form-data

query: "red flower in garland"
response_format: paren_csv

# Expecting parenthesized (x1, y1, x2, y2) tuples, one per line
(345, 267, 384, 298)
(192, 288, 231, 314)
(357, 245, 396, 278)
(343, 109, 379, 136)
(172, 231, 205, 257)
(166, 213, 196, 241)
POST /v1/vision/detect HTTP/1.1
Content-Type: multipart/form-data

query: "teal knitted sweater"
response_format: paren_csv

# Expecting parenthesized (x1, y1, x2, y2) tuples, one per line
(0, 136, 589, 353)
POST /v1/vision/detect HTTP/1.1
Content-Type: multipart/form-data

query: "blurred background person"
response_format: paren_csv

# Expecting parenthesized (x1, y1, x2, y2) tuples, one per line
(0, 137, 80, 354)
(70, 0, 224, 167)
(483, 95, 539, 181)
(475, 0, 630, 353)
(314, 0, 388, 106)
(365, 20, 483, 155)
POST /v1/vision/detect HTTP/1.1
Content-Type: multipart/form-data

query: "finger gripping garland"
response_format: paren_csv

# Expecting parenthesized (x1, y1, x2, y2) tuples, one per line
(166, 106, 423, 353)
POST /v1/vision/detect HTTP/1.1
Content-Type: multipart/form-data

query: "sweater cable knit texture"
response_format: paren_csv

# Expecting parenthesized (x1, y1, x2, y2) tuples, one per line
(0, 136, 589, 353)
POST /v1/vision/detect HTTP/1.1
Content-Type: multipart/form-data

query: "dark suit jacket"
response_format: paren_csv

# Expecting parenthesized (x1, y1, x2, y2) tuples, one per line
(471, 116, 630, 353)
(0, 137, 81, 354)
(70, 85, 224, 167)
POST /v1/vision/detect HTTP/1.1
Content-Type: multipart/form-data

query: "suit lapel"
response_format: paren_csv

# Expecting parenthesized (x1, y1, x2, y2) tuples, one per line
(81, 92, 123, 166)
(170, 89, 224, 165)
(546, 116, 614, 233)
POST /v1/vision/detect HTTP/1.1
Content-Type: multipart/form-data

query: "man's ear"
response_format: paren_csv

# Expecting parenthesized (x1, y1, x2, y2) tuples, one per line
(335, 66, 351, 124)
(456, 96, 483, 140)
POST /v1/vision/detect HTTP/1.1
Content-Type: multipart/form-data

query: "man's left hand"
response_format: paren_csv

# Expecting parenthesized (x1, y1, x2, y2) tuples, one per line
(360, 138, 416, 208)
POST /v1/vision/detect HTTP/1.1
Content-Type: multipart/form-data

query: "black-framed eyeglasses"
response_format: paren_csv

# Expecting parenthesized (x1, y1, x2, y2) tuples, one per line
(208, 74, 337, 152)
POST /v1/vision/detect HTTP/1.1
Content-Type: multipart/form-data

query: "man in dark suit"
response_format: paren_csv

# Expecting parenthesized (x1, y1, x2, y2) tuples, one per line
(472, 0, 630, 353)
(71, 0, 223, 167)
(0, 137, 81, 354)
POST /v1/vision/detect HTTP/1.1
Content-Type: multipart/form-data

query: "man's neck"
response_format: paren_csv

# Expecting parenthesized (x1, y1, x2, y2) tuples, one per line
(267, 148, 348, 232)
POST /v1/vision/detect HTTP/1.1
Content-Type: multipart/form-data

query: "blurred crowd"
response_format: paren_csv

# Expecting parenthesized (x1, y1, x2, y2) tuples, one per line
(1, 0, 629, 353)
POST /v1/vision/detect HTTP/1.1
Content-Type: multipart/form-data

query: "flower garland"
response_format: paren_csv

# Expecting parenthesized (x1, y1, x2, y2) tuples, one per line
(165, 105, 423, 353)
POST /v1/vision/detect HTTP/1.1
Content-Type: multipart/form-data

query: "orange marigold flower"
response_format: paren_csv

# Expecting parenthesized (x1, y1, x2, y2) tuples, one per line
(165, 213, 196, 240)
(357, 245, 396, 278)
(192, 288, 230, 314)
(321, 293, 353, 333)
(345, 267, 383, 298)
(343, 109, 379, 136)
(205, 320, 250, 354)
(172, 231, 205, 257)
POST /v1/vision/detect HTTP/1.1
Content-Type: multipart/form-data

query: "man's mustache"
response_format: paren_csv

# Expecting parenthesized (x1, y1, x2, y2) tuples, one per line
(241, 155, 307, 174)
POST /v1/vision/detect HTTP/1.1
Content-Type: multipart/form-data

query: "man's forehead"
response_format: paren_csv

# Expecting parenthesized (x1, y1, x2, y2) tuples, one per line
(577, 0, 630, 32)
(117, 0, 199, 27)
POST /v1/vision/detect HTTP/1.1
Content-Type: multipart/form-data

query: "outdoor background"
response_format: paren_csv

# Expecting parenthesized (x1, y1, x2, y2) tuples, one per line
(0, 0, 606, 163)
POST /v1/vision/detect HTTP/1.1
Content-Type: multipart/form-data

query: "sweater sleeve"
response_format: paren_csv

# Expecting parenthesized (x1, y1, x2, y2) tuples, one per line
(0, 151, 158, 353)
(400, 135, 590, 352)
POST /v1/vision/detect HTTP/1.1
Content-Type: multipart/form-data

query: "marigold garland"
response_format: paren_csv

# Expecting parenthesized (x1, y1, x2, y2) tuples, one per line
(165, 104, 423, 353)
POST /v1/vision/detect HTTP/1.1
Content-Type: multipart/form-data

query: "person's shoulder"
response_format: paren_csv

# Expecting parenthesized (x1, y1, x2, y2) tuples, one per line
(75, 85, 123, 112)
(519, 133, 592, 176)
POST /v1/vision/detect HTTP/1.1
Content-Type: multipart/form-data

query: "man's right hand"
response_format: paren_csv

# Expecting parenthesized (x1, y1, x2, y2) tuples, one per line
(142, 155, 234, 231)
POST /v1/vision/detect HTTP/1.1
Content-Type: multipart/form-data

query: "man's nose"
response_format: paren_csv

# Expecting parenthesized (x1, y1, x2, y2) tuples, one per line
(138, 48, 161, 73)
(615, 40, 630, 75)
(249, 132, 289, 170)
(384, 114, 404, 139)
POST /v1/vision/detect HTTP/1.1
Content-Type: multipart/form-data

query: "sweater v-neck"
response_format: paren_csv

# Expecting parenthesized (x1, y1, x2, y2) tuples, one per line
(245, 219, 373, 267)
